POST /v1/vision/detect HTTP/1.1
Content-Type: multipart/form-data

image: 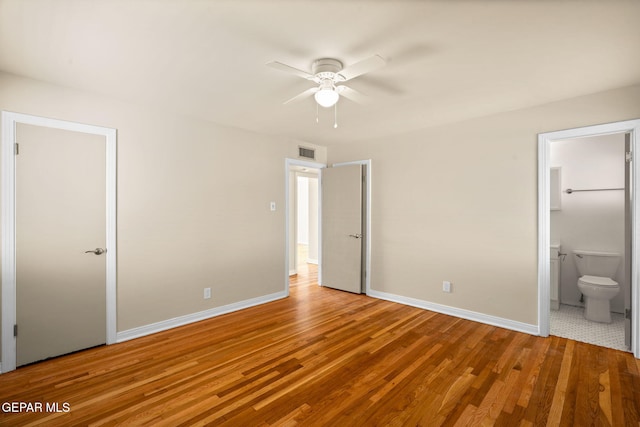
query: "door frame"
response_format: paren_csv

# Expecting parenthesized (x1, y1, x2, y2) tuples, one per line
(284, 158, 372, 296)
(537, 118, 640, 358)
(1, 111, 117, 373)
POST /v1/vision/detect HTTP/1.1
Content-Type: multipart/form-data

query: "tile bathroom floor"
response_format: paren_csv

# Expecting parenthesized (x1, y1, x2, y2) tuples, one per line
(550, 304, 628, 352)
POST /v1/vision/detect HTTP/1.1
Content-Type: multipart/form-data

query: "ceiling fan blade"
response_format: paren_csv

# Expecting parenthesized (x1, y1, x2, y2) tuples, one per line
(337, 54, 386, 81)
(266, 61, 315, 80)
(336, 85, 368, 104)
(284, 87, 319, 104)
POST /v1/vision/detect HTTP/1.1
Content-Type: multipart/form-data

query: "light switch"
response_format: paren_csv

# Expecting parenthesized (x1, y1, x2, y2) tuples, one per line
(270, 202, 276, 211)
(442, 281, 451, 293)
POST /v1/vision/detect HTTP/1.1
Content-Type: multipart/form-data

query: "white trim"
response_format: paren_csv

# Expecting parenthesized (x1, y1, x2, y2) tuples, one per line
(538, 119, 640, 358)
(331, 160, 373, 295)
(369, 289, 538, 336)
(306, 258, 319, 265)
(1, 112, 16, 372)
(284, 158, 326, 294)
(1, 111, 117, 373)
(117, 291, 287, 343)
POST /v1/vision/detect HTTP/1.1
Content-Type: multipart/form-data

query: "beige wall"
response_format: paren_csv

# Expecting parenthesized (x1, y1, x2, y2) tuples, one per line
(0, 72, 326, 353)
(328, 84, 640, 326)
(2, 70, 639, 366)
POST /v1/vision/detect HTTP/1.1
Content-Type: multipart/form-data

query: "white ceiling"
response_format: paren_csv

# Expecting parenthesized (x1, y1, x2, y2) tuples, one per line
(1, 1, 639, 147)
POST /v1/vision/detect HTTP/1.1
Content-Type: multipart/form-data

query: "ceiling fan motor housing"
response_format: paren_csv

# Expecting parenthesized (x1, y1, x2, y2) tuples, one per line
(312, 58, 345, 82)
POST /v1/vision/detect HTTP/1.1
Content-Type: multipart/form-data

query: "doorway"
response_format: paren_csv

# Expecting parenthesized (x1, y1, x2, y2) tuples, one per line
(293, 166, 320, 277)
(1, 112, 117, 373)
(284, 158, 372, 296)
(538, 119, 640, 358)
(548, 133, 627, 351)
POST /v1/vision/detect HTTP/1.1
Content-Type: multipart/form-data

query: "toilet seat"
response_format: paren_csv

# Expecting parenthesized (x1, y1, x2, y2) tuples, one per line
(579, 275, 618, 287)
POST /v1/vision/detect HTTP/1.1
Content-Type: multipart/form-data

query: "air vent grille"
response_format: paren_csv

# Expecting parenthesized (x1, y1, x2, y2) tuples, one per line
(298, 147, 315, 160)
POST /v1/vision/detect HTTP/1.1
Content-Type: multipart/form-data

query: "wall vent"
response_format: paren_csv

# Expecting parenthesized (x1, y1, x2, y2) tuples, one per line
(298, 146, 315, 160)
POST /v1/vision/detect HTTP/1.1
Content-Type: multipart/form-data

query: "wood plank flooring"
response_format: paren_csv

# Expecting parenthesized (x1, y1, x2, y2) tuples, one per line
(1, 265, 639, 426)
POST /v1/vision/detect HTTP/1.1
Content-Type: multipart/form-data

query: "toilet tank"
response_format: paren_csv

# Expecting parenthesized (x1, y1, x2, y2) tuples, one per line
(573, 250, 620, 278)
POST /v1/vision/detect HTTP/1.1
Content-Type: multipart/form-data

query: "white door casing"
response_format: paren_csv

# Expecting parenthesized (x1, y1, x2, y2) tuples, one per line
(538, 119, 640, 359)
(1, 112, 117, 373)
(625, 133, 632, 349)
(284, 158, 371, 296)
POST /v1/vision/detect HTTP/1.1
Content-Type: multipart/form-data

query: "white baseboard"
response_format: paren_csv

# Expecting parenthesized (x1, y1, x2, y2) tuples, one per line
(117, 290, 288, 343)
(289, 269, 297, 276)
(0, 362, 2, 374)
(306, 258, 318, 265)
(367, 289, 538, 336)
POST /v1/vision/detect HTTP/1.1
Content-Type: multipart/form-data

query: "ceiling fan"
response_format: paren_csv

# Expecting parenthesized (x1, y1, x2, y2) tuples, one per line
(266, 55, 387, 108)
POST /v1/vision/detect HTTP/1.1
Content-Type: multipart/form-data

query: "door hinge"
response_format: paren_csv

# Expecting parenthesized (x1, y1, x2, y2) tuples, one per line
(625, 308, 631, 320)
(15, 143, 19, 155)
(625, 151, 632, 162)
(13, 324, 17, 337)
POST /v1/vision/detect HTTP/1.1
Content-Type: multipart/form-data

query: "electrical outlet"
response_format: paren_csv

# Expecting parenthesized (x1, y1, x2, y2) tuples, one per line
(204, 287, 211, 299)
(442, 281, 452, 293)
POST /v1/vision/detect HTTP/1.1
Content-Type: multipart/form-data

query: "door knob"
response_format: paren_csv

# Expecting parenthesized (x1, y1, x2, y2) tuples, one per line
(85, 248, 106, 255)
(348, 234, 362, 239)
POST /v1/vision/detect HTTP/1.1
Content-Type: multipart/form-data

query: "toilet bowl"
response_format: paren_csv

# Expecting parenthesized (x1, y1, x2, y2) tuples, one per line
(573, 250, 620, 323)
(577, 275, 619, 323)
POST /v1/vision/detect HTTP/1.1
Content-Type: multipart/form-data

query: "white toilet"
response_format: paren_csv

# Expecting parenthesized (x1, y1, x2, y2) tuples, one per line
(573, 250, 620, 323)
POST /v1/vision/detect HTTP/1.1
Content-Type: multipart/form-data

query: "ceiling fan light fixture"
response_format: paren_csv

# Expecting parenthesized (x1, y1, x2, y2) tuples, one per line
(268, 55, 387, 119)
(314, 88, 339, 108)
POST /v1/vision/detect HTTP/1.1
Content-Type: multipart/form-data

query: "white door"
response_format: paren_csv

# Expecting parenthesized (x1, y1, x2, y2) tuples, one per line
(321, 164, 363, 293)
(625, 133, 632, 349)
(15, 123, 107, 366)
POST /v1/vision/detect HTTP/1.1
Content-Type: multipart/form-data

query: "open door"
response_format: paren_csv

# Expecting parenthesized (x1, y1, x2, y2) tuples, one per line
(321, 164, 363, 293)
(625, 133, 632, 350)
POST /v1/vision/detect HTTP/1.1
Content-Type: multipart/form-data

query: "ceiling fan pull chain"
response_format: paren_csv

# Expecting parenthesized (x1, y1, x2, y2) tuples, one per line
(334, 102, 338, 128)
(316, 102, 319, 124)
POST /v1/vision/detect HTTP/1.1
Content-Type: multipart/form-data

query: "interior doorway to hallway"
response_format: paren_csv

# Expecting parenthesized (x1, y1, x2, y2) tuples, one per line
(285, 159, 325, 292)
(295, 170, 320, 273)
(284, 158, 372, 296)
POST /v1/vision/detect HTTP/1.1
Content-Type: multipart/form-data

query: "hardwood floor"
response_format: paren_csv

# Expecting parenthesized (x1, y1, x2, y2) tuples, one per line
(1, 264, 639, 426)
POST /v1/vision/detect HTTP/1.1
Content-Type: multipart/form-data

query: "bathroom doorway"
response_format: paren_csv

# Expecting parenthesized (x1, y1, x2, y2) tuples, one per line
(538, 119, 640, 358)
(549, 133, 627, 351)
